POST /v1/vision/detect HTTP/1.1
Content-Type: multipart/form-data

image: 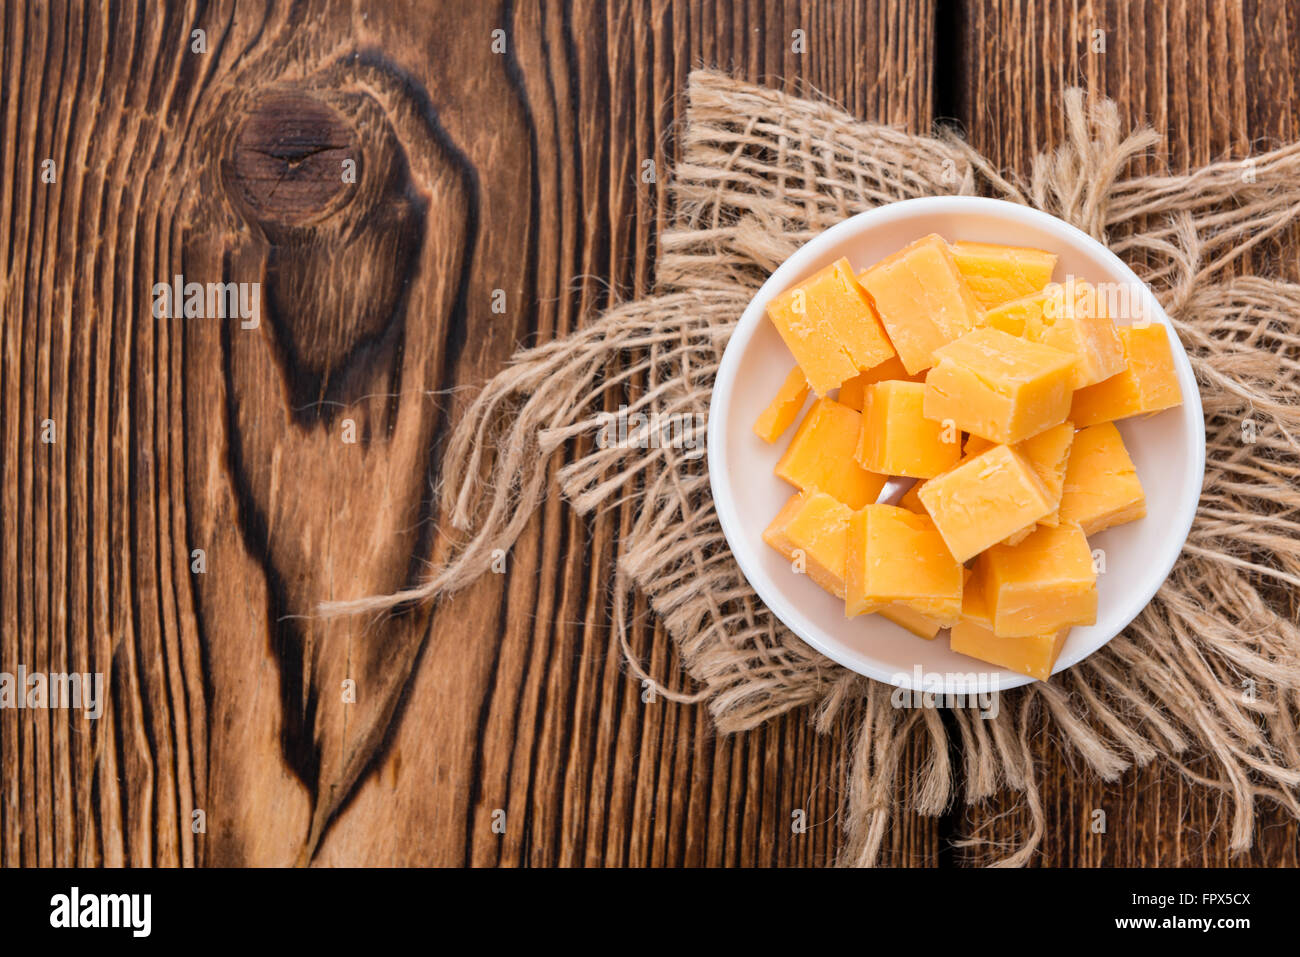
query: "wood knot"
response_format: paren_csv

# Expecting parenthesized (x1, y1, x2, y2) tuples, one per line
(228, 92, 358, 227)
(213, 82, 430, 419)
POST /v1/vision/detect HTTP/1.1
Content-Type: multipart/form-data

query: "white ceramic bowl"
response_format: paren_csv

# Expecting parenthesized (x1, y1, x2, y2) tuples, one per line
(708, 196, 1205, 694)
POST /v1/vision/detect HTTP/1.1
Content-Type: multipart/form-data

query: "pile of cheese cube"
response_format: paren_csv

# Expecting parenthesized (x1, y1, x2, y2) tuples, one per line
(753, 234, 1183, 680)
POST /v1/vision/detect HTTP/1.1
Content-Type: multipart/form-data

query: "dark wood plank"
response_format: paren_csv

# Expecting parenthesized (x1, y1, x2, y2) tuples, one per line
(949, 0, 1300, 867)
(312, 0, 940, 869)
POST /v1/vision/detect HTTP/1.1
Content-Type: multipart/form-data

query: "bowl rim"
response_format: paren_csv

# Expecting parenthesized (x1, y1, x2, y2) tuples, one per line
(707, 195, 1207, 692)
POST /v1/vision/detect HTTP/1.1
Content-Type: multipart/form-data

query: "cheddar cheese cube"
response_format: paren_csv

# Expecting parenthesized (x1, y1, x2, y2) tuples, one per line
(950, 240, 1058, 309)
(977, 523, 1097, 637)
(1057, 422, 1146, 535)
(753, 365, 810, 443)
(858, 234, 984, 375)
(856, 380, 961, 479)
(766, 258, 896, 394)
(982, 287, 1053, 337)
(1022, 280, 1125, 389)
(762, 491, 808, 559)
(836, 355, 924, 410)
(923, 327, 1076, 444)
(956, 561, 995, 627)
(950, 621, 1069, 680)
(1070, 324, 1183, 427)
(877, 603, 947, 640)
(1001, 524, 1036, 546)
(763, 491, 852, 598)
(917, 444, 1055, 562)
(762, 492, 810, 574)
(964, 421, 1075, 526)
(898, 479, 927, 515)
(774, 398, 889, 509)
(949, 563, 1068, 679)
(845, 505, 962, 620)
(951, 609, 1067, 681)
(983, 282, 1123, 391)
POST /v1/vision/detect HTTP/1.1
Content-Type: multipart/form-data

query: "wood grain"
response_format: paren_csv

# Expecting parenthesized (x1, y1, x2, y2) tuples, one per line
(1, 0, 1295, 868)
(310, 0, 940, 870)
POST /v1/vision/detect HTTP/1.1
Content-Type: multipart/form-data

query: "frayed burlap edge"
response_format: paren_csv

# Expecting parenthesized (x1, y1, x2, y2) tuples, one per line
(324, 71, 1300, 866)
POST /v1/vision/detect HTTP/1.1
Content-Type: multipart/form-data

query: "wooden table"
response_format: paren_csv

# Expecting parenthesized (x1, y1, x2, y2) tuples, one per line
(3, 0, 1297, 867)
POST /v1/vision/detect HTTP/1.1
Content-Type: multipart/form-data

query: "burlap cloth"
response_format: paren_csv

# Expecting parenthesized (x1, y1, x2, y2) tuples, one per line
(327, 71, 1300, 865)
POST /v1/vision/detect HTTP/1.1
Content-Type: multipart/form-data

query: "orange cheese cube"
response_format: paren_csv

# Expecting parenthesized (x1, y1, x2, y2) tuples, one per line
(1000, 524, 1036, 546)
(845, 505, 962, 620)
(763, 491, 852, 598)
(877, 603, 947, 640)
(856, 380, 962, 479)
(977, 523, 1098, 637)
(762, 491, 808, 559)
(982, 287, 1053, 337)
(923, 327, 1076, 444)
(1070, 324, 1183, 427)
(957, 561, 995, 626)
(950, 622, 1068, 680)
(898, 479, 927, 515)
(917, 444, 1055, 562)
(1021, 280, 1125, 389)
(964, 421, 1075, 526)
(950, 240, 1058, 309)
(949, 563, 1069, 679)
(766, 258, 896, 395)
(753, 365, 810, 443)
(836, 355, 924, 410)
(858, 234, 984, 375)
(950, 617, 1068, 680)
(775, 398, 889, 509)
(1057, 422, 1146, 535)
